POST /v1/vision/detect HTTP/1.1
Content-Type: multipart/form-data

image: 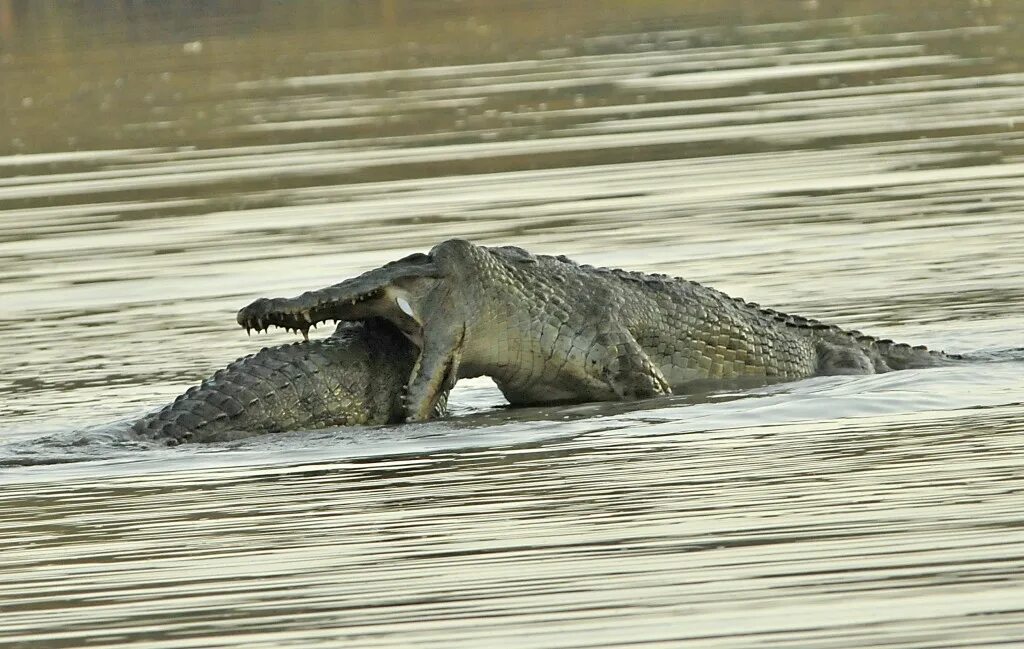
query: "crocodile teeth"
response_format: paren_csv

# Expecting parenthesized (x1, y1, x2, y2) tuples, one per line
(301, 310, 312, 323)
(396, 296, 416, 320)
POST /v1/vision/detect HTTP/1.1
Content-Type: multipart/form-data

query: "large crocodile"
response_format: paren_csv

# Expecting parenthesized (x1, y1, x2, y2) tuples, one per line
(130, 320, 444, 445)
(238, 239, 962, 421)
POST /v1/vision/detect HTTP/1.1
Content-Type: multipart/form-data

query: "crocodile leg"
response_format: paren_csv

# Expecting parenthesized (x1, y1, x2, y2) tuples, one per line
(596, 329, 672, 399)
(405, 321, 466, 422)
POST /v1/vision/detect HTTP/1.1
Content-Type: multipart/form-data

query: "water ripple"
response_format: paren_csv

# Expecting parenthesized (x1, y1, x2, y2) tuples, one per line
(1, 4, 1023, 648)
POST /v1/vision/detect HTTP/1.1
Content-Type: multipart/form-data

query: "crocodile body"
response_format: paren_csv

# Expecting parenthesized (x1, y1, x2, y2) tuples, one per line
(130, 320, 437, 445)
(238, 239, 962, 421)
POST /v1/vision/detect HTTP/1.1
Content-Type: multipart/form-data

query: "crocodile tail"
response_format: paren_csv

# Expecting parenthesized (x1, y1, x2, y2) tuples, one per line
(129, 349, 275, 445)
(129, 322, 427, 445)
(869, 338, 964, 370)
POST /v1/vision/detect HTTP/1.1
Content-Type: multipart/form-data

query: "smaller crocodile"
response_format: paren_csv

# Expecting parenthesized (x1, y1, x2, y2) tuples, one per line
(237, 239, 964, 421)
(130, 320, 444, 445)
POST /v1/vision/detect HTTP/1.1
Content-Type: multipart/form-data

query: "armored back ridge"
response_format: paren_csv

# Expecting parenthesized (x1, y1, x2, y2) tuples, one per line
(238, 239, 963, 421)
(131, 320, 445, 445)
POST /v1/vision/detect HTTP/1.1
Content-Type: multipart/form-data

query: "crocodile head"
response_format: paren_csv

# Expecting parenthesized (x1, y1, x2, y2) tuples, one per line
(236, 251, 443, 345)
(236, 239, 510, 421)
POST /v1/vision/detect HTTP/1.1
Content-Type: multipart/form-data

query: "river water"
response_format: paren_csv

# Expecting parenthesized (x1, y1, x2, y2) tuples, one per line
(2, 1, 1023, 647)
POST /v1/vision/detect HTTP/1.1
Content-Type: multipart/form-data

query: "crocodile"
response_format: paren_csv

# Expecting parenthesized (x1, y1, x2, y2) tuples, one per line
(237, 239, 963, 422)
(130, 320, 444, 445)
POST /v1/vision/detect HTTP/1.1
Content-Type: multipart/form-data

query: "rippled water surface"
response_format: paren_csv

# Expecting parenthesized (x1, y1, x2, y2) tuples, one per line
(2, 2, 1024, 647)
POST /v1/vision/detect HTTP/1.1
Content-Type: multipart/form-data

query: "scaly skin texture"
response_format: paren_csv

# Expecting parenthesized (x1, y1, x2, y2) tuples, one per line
(238, 239, 962, 421)
(131, 320, 441, 445)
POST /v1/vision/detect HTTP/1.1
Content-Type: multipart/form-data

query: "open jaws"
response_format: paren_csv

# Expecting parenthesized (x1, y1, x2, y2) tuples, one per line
(235, 253, 440, 344)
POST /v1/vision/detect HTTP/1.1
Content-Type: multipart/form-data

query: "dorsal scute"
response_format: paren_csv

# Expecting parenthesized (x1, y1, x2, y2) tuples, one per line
(490, 245, 537, 264)
(386, 252, 432, 268)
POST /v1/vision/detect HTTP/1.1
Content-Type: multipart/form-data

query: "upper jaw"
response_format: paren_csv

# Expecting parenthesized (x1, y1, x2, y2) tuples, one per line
(235, 252, 440, 342)
(236, 287, 389, 339)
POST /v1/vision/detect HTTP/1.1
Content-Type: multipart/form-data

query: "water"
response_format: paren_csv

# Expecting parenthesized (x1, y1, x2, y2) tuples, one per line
(2, 1, 1023, 646)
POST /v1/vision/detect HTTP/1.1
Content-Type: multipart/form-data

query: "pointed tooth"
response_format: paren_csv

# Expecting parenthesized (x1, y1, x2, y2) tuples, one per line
(301, 310, 312, 323)
(301, 327, 309, 342)
(256, 318, 264, 331)
(396, 296, 417, 321)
